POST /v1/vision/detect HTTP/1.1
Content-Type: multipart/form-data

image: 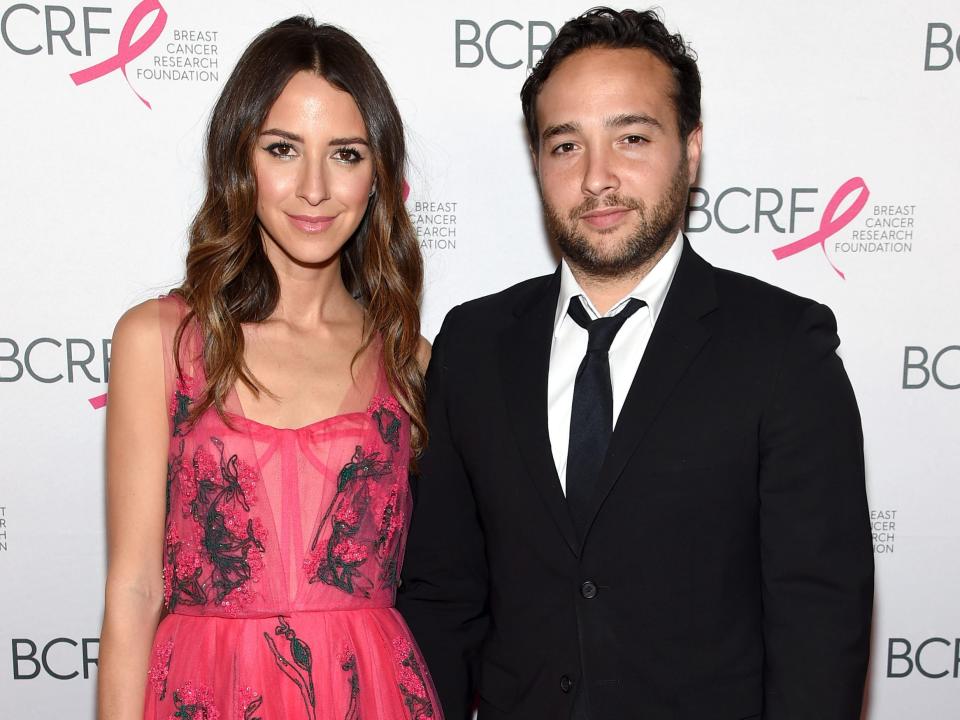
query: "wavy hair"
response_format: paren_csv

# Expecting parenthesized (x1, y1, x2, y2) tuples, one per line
(172, 16, 425, 454)
(521, 7, 701, 148)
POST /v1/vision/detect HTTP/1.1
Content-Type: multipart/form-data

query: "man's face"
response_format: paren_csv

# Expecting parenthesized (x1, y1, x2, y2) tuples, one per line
(534, 47, 702, 277)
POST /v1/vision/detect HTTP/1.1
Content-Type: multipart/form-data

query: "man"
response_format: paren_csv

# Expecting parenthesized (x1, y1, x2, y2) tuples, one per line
(398, 8, 873, 720)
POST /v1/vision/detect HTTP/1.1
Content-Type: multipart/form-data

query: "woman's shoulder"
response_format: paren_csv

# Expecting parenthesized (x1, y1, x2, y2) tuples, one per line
(112, 294, 197, 369)
(112, 298, 163, 348)
(415, 335, 431, 373)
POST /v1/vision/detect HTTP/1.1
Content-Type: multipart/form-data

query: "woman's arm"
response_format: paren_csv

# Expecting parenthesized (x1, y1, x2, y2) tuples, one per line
(97, 300, 169, 719)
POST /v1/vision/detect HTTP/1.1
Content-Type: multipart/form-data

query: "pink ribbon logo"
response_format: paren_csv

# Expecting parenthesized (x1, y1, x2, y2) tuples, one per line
(70, 0, 168, 109)
(771, 176, 870, 280)
(89, 393, 108, 409)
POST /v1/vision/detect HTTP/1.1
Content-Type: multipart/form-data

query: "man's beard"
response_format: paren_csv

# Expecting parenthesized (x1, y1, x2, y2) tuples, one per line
(543, 156, 689, 278)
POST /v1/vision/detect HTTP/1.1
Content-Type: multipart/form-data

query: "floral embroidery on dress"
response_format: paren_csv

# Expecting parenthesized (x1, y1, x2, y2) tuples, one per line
(170, 680, 220, 720)
(163, 437, 267, 613)
(148, 639, 175, 700)
(235, 685, 263, 720)
(374, 482, 405, 589)
(263, 616, 315, 720)
(393, 637, 434, 719)
(164, 522, 206, 609)
(303, 446, 392, 597)
(170, 374, 194, 437)
(367, 395, 402, 450)
(339, 645, 361, 720)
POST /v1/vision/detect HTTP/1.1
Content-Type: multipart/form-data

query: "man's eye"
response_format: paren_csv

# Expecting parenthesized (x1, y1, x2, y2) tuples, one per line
(623, 135, 647, 145)
(552, 142, 577, 154)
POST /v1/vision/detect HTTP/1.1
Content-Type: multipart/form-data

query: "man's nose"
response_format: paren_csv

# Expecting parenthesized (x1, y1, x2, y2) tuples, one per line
(581, 147, 620, 197)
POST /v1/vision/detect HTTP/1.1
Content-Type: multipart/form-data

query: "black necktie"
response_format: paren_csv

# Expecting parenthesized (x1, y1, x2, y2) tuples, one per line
(566, 296, 645, 530)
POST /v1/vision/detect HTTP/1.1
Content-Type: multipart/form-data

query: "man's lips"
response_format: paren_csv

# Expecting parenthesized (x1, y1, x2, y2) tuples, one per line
(287, 214, 336, 232)
(579, 207, 633, 229)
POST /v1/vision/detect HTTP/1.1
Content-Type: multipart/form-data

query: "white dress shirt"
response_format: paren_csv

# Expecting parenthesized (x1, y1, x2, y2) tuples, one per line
(547, 234, 683, 495)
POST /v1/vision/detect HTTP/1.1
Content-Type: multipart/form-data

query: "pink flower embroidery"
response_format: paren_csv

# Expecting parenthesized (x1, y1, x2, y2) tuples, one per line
(250, 516, 267, 545)
(334, 505, 361, 527)
(170, 374, 195, 437)
(235, 685, 262, 719)
(393, 636, 434, 719)
(174, 374, 194, 402)
(338, 643, 356, 667)
(302, 550, 323, 579)
(193, 445, 218, 481)
(147, 639, 174, 699)
(368, 395, 403, 450)
(162, 565, 172, 607)
(169, 680, 220, 720)
(367, 394, 401, 415)
(166, 523, 205, 581)
(333, 538, 369, 564)
(181, 445, 217, 515)
(376, 483, 404, 549)
(236, 460, 258, 504)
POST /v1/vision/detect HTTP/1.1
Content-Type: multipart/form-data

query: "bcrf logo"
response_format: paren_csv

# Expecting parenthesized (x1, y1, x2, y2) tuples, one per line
(1, 3, 111, 56)
(925, 22, 959, 71)
(455, 18, 555, 69)
(0, 1, 168, 107)
(687, 177, 870, 279)
(11, 637, 99, 680)
(902, 346, 960, 390)
(887, 637, 960, 678)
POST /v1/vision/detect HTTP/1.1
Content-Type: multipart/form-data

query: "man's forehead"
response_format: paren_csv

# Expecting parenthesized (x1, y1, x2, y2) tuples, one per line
(535, 47, 676, 131)
(544, 46, 672, 90)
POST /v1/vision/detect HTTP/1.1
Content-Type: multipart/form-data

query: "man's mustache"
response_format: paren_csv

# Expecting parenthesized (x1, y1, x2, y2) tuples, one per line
(568, 194, 644, 221)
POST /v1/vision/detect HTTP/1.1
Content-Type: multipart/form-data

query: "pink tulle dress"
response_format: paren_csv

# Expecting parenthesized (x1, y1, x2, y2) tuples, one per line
(142, 295, 440, 720)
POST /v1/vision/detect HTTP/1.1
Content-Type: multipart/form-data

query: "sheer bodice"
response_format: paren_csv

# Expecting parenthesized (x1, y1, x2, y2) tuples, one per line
(142, 295, 438, 720)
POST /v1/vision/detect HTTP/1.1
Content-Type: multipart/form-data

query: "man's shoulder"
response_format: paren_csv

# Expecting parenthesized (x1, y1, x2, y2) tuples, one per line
(707, 259, 822, 324)
(686, 258, 845, 368)
(715, 264, 813, 303)
(440, 272, 555, 334)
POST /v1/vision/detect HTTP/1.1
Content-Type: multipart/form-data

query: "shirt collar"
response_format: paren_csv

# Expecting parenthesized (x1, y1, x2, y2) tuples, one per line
(553, 231, 684, 337)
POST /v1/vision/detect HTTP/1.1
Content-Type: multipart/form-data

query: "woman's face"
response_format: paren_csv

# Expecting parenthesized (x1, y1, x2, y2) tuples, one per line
(253, 70, 374, 269)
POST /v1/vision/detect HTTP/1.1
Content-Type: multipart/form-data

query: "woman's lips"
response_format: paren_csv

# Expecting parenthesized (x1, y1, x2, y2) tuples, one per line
(580, 207, 632, 229)
(287, 214, 336, 233)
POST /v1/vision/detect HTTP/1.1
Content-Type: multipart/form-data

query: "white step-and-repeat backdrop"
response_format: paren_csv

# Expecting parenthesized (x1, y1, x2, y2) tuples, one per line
(1, 1, 957, 717)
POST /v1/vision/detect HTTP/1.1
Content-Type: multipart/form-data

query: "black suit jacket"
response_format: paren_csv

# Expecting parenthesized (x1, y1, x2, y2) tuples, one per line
(398, 240, 873, 720)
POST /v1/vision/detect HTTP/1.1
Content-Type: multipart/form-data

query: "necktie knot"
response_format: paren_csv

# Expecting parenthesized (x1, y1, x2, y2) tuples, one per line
(567, 296, 646, 352)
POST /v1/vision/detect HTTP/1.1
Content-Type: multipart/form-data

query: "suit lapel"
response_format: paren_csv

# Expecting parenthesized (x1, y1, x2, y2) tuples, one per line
(498, 270, 581, 557)
(580, 239, 719, 540)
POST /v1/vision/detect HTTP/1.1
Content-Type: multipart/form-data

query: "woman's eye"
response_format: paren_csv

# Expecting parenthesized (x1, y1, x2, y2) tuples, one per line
(333, 147, 363, 163)
(266, 142, 296, 158)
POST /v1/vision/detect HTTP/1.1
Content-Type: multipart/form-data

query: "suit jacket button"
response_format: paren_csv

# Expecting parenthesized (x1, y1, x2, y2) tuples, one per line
(560, 675, 574, 693)
(581, 580, 598, 599)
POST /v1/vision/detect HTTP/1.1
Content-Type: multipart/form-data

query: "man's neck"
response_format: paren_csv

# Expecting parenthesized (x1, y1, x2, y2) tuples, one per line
(567, 234, 679, 316)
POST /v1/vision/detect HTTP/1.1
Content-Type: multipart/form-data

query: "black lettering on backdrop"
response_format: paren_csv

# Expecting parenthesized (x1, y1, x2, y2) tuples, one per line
(11, 638, 99, 680)
(0, 3, 111, 56)
(455, 19, 555, 69)
(903, 346, 960, 389)
(925, 22, 957, 71)
(685, 186, 820, 235)
(887, 637, 960, 679)
(0, 338, 111, 384)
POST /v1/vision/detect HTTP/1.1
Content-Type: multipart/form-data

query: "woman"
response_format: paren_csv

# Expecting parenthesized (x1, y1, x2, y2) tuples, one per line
(98, 17, 440, 720)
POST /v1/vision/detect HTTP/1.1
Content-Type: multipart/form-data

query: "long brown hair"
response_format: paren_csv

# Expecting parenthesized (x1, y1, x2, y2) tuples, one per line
(172, 17, 425, 453)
